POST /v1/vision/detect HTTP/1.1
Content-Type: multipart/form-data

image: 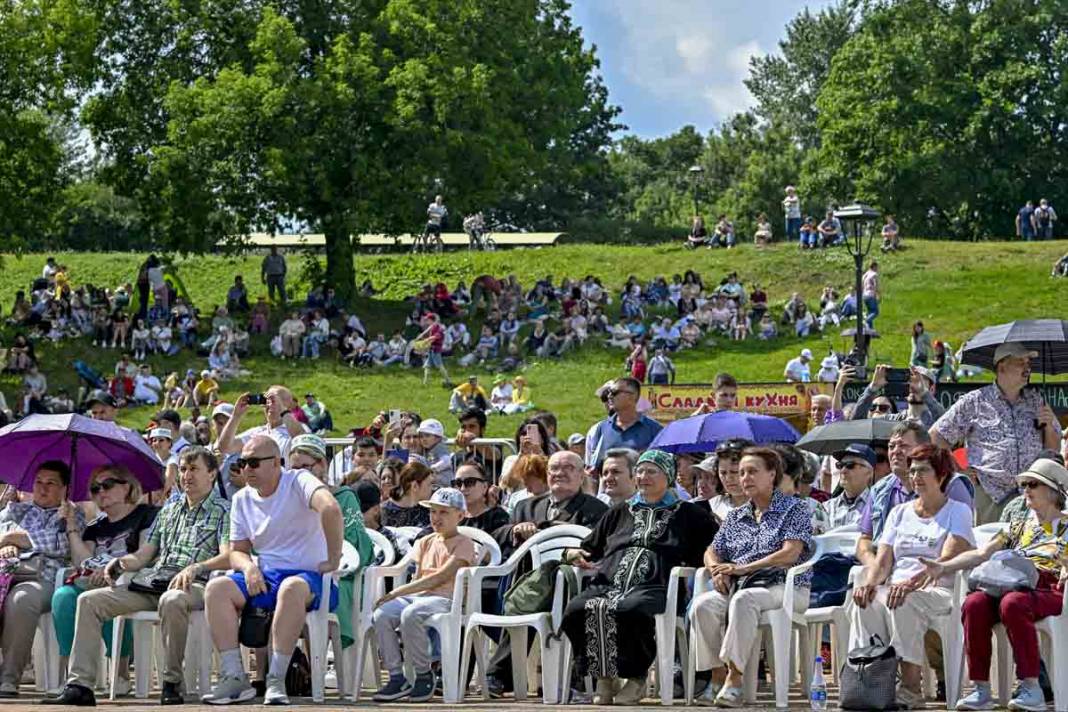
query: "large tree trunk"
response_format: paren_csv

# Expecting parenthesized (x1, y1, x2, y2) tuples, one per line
(322, 213, 356, 303)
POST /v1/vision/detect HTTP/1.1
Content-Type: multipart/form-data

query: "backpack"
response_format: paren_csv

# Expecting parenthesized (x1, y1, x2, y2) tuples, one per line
(502, 559, 580, 616)
(284, 646, 312, 698)
(839, 635, 898, 710)
(808, 552, 857, 608)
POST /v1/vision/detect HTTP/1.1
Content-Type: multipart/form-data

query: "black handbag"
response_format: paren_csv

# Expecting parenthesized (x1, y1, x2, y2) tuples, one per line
(839, 635, 898, 710)
(127, 565, 183, 594)
(239, 606, 274, 648)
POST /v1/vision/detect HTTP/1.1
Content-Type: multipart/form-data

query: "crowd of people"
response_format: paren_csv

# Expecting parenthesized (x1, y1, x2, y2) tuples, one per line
(0, 329, 1065, 710)
(2, 250, 897, 422)
(686, 187, 902, 253)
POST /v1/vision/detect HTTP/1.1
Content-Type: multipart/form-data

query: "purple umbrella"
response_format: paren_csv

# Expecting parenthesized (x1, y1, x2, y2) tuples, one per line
(649, 410, 801, 454)
(0, 414, 163, 501)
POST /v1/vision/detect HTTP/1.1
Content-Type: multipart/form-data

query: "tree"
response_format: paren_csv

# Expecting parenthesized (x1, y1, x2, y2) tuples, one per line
(84, 0, 618, 298)
(0, 0, 96, 249)
(810, 0, 1068, 238)
(746, 1, 856, 148)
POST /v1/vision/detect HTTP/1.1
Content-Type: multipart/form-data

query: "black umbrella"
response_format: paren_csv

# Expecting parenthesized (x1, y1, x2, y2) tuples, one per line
(795, 418, 898, 455)
(959, 319, 1068, 376)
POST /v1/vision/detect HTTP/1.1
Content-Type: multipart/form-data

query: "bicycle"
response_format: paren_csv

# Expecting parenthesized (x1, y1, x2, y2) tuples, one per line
(463, 213, 496, 251)
(412, 222, 444, 254)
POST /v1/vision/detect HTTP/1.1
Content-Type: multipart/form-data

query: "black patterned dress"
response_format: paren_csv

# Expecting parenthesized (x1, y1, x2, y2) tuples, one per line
(560, 499, 717, 679)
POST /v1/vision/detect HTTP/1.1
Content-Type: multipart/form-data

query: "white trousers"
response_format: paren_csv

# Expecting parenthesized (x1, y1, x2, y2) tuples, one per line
(847, 586, 952, 666)
(689, 584, 808, 672)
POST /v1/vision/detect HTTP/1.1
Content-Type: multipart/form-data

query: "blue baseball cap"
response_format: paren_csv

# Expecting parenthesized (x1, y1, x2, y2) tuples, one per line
(833, 443, 877, 468)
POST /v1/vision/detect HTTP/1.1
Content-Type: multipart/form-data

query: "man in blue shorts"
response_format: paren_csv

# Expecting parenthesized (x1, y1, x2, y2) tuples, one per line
(202, 435, 343, 705)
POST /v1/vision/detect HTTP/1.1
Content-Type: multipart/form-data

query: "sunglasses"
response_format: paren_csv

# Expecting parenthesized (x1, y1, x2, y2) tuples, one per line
(90, 478, 124, 495)
(236, 456, 276, 470)
(838, 461, 868, 471)
(716, 439, 751, 455)
(608, 389, 637, 398)
(872, 403, 893, 413)
(1020, 481, 1044, 490)
(451, 477, 486, 488)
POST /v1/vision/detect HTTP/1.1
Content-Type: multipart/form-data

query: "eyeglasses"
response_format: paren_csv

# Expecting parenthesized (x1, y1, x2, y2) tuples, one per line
(90, 478, 124, 495)
(236, 456, 276, 470)
(838, 461, 867, 471)
(1020, 481, 1043, 490)
(451, 477, 486, 488)
(872, 403, 893, 413)
(608, 389, 637, 398)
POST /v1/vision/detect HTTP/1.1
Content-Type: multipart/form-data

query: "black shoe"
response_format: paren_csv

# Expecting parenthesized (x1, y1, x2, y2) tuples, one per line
(485, 675, 506, 699)
(935, 681, 946, 702)
(161, 682, 184, 706)
(42, 684, 96, 706)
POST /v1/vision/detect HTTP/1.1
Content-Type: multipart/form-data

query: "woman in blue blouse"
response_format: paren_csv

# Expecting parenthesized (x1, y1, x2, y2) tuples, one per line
(689, 447, 814, 707)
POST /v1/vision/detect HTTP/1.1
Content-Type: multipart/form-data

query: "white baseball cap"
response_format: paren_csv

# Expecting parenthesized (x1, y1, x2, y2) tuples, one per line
(211, 403, 234, 421)
(801, 348, 813, 360)
(148, 427, 173, 441)
(420, 487, 467, 513)
(417, 418, 445, 438)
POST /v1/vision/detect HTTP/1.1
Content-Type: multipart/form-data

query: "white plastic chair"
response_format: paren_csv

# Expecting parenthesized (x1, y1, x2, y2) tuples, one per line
(32, 613, 61, 693)
(557, 564, 694, 706)
(459, 524, 590, 703)
(109, 607, 213, 699)
(988, 584, 1068, 709)
(343, 529, 395, 700)
(801, 530, 860, 685)
(351, 526, 501, 703)
(685, 535, 827, 708)
(305, 540, 361, 702)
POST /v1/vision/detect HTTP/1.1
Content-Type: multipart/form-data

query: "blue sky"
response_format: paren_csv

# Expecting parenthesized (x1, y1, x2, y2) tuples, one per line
(569, 1, 830, 138)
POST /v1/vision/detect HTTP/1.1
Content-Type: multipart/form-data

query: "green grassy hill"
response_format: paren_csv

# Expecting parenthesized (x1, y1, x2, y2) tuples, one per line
(1, 239, 1064, 437)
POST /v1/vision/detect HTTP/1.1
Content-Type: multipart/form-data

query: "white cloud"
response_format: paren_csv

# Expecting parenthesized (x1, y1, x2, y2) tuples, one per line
(571, 0, 827, 135)
(603, 1, 762, 124)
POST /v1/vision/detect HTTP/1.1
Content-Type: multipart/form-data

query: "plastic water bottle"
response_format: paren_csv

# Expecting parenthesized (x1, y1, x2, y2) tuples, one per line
(810, 655, 828, 711)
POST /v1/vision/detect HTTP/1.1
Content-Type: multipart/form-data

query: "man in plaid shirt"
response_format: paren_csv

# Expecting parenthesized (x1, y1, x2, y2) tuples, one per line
(48, 447, 231, 707)
(0, 461, 85, 698)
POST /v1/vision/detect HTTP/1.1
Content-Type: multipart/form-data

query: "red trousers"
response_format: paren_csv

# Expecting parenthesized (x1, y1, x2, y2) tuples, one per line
(962, 573, 1063, 681)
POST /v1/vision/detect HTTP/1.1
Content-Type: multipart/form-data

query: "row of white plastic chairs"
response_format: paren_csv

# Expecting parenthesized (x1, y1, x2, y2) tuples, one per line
(26, 521, 1068, 708)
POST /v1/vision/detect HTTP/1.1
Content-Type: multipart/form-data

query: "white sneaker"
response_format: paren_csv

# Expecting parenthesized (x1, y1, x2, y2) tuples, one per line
(203, 674, 256, 705)
(262, 674, 289, 706)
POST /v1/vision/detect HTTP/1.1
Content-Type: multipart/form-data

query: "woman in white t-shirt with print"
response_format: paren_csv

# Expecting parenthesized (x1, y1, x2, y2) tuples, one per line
(849, 444, 975, 710)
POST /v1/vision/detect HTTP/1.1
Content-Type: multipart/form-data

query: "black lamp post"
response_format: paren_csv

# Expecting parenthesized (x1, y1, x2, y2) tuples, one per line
(688, 165, 704, 216)
(834, 203, 881, 369)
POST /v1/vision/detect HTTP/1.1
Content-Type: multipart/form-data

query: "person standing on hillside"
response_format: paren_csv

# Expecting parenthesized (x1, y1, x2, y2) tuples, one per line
(1016, 200, 1036, 241)
(1032, 198, 1057, 240)
(782, 186, 802, 244)
(862, 260, 880, 328)
(425, 195, 448, 240)
(260, 245, 287, 305)
(414, 313, 452, 387)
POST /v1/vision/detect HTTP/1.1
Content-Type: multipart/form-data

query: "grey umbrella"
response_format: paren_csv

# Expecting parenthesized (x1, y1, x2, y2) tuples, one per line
(795, 418, 898, 455)
(959, 319, 1068, 376)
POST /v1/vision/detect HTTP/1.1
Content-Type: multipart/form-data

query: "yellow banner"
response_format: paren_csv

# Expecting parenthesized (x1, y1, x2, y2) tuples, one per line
(645, 382, 834, 423)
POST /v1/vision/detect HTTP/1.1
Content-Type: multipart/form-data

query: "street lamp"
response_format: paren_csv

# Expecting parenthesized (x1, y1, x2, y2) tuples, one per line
(834, 203, 881, 371)
(688, 165, 704, 216)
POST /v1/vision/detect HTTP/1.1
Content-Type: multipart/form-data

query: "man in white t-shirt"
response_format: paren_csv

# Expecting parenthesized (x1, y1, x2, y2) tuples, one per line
(425, 195, 447, 238)
(784, 348, 813, 383)
(202, 435, 342, 705)
(217, 385, 306, 462)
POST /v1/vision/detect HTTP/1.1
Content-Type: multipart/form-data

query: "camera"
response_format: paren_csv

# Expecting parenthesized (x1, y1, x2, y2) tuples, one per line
(884, 367, 911, 399)
(246, 393, 267, 406)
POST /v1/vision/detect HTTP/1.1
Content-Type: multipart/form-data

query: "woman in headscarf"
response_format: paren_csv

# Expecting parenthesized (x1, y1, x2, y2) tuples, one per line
(560, 449, 718, 705)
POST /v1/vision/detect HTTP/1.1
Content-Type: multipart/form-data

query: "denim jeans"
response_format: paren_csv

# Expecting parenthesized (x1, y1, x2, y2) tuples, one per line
(863, 295, 879, 327)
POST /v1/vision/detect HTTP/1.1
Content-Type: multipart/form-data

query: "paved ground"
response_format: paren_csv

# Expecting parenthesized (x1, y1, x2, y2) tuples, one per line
(3, 685, 833, 710)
